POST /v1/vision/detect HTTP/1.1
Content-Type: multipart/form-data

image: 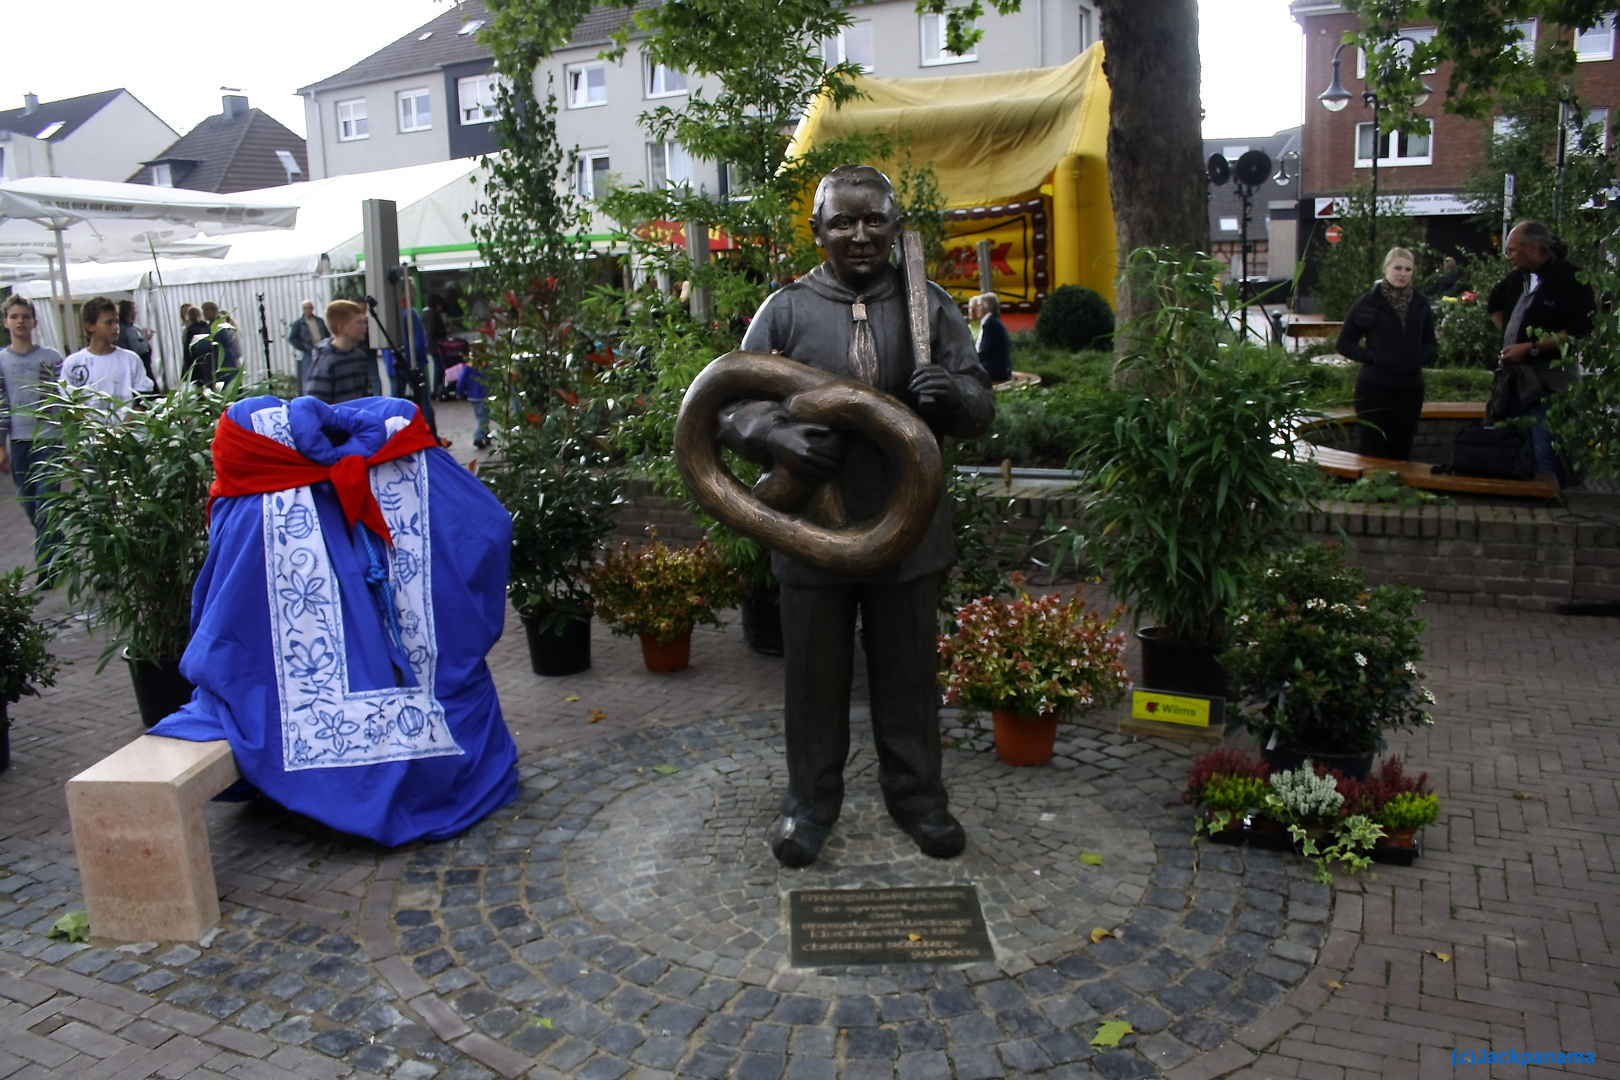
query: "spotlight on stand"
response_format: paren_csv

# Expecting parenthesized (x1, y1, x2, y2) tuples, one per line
(1206, 153, 1231, 186)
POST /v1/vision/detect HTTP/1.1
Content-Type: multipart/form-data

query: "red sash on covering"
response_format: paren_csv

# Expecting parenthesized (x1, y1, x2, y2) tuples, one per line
(208, 410, 440, 545)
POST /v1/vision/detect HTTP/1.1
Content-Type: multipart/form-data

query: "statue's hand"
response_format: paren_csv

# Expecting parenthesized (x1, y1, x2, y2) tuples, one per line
(909, 366, 959, 414)
(765, 421, 844, 482)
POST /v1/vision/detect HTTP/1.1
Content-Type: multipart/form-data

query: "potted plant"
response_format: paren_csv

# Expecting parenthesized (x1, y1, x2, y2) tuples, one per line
(41, 382, 219, 725)
(586, 536, 746, 673)
(1057, 250, 1319, 697)
(479, 401, 621, 677)
(1183, 747, 1270, 844)
(0, 566, 59, 770)
(1264, 762, 1384, 882)
(1222, 544, 1435, 779)
(939, 575, 1130, 766)
(1341, 756, 1437, 863)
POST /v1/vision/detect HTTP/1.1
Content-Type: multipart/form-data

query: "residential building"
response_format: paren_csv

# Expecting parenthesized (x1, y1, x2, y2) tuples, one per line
(545, 0, 1102, 204)
(297, 0, 500, 179)
(1204, 127, 1303, 281)
(0, 89, 177, 182)
(1291, 2, 1620, 255)
(127, 95, 308, 193)
(299, 0, 1104, 199)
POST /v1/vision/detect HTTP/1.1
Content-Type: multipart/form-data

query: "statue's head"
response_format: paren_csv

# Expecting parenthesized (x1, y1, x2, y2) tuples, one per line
(810, 165, 900, 292)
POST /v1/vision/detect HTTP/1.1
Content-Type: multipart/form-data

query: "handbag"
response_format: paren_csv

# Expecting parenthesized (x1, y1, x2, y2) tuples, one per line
(1447, 422, 1536, 480)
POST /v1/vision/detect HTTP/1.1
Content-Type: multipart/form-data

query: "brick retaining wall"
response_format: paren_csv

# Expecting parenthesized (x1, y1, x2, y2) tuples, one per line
(612, 478, 1620, 612)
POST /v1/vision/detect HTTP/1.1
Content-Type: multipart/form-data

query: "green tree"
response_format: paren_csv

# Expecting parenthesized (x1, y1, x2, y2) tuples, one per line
(1313, 183, 1426, 320)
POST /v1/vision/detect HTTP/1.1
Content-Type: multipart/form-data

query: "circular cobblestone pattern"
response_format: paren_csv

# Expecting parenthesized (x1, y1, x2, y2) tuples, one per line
(385, 712, 1333, 1079)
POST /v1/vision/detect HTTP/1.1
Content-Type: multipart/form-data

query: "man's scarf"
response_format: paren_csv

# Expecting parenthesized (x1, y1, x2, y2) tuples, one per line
(208, 409, 439, 544)
(802, 262, 899, 386)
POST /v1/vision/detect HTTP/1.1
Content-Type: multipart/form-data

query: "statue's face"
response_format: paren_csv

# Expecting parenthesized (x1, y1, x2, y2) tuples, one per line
(814, 183, 899, 292)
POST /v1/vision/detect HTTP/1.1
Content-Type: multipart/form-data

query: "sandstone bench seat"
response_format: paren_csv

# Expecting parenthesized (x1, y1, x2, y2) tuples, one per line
(66, 735, 240, 943)
(1295, 402, 1561, 500)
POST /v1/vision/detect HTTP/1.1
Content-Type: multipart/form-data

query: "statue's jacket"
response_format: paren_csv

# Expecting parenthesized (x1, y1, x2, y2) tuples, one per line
(718, 261, 995, 586)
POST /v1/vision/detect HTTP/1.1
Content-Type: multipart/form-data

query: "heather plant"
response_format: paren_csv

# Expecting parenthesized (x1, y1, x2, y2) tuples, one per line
(1182, 746, 1270, 806)
(1264, 764, 1345, 829)
(1377, 791, 1440, 831)
(938, 575, 1130, 720)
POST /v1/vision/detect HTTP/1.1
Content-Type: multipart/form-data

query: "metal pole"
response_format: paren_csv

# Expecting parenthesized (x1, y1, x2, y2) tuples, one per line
(1554, 101, 1569, 226)
(52, 225, 74, 352)
(976, 238, 993, 295)
(1503, 174, 1516, 254)
(1368, 93, 1380, 285)
(684, 220, 709, 321)
(1239, 184, 1252, 340)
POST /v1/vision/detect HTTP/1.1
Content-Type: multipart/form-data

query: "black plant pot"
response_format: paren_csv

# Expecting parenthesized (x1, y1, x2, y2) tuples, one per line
(0, 710, 9, 773)
(1262, 745, 1378, 781)
(520, 611, 592, 677)
(1136, 627, 1227, 698)
(124, 650, 196, 728)
(740, 587, 784, 657)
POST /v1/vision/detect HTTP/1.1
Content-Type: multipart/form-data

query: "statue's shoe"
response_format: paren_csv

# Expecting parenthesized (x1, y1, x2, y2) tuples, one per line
(768, 815, 829, 867)
(895, 807, 966, 859)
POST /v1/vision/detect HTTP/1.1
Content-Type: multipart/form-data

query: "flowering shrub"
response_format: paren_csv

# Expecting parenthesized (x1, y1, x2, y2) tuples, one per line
(1182, 747, 1269, 806)
(585, 538, 747, 645)
(939, 576, 1130, 720)
(1435, 291, 1499, 369)
(1221, 544, 1433, 754)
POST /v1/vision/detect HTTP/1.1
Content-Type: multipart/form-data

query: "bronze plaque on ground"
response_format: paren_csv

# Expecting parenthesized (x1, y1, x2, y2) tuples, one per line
(788, 886, 996, 966)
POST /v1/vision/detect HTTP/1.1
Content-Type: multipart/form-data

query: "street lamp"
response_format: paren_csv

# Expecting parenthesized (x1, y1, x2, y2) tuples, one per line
(1272, 149, 1300, 188)
(1320, 37, 1433, 281)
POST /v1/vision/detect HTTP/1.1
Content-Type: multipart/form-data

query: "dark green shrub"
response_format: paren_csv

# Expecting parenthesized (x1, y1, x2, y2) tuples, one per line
(1034, 285, 1114, 352)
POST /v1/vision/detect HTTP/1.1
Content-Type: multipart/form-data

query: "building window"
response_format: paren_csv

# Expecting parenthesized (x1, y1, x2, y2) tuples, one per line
(575, 150, 612, 200)
(1355, 121, 1432, 167)
(398, 89, 432, 132)
(1570, 106, 1610, 153)
(823, 21, 875, 71)
(921, 12, 977, 65)
(337, 98, 368, 141)
(1493, 116, 1524, 141)
(1510, 20, 1537, 55)
(1219, 217, 1239, 232)
(567, 62, 608, 108)
(1576, 15, 1616, 61)
(1357, 27, 1436, 79)
(649, 141, 693, 188)
(151, 163, 173, 187)
(458, 75, 501, 125)
(646, 59, 688, 98)
(1078, 3, 1096, 51)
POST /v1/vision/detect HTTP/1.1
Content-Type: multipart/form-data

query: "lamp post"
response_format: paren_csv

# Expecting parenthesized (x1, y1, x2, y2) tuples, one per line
(1319, 38, 1431, 282)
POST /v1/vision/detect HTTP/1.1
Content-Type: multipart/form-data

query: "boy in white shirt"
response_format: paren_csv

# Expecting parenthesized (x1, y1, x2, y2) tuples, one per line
(61, 296, 155, 405)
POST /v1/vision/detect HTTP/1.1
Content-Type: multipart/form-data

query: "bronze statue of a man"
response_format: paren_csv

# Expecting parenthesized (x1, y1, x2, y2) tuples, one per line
(717, 165, 996, 866)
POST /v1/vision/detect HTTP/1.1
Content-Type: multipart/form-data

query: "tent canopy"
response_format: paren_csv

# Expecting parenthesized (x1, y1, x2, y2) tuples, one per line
(787, 49, 1110, 210)
(12, 159, 485, 297)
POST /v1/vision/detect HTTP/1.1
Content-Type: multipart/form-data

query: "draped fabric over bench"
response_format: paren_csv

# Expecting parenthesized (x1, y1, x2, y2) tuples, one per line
(150, 395, 519, 845)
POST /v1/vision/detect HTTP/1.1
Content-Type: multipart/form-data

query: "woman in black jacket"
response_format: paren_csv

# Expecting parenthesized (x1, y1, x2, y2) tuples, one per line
(1335, 247, 1437, 460)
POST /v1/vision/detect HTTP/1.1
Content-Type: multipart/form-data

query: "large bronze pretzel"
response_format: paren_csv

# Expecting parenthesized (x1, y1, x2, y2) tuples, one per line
(674, 351, 944, 577)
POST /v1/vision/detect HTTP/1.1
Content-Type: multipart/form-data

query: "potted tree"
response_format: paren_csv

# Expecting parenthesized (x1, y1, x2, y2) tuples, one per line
(41, 382, 218, 725)
(0, 566, 59, 770)
(586, 536, 746, 673)
(939, 576, 1131, 766)
(1221, 544, 1434, 779)
(1058, 250, 1319, 698)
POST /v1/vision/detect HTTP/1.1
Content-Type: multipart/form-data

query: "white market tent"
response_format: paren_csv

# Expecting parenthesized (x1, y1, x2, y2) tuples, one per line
(12, 159, 487, 387)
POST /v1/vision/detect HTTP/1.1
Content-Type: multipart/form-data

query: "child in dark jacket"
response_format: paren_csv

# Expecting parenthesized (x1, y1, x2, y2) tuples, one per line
(1334, 247, 1436, 460)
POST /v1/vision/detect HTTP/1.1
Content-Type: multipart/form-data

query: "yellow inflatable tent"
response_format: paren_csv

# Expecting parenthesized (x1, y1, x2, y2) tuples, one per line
(787, 45, 1116, 320)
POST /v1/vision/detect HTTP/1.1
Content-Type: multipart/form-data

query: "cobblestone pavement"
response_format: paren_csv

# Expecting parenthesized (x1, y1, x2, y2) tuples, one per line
(0, 413, 1615, 1079)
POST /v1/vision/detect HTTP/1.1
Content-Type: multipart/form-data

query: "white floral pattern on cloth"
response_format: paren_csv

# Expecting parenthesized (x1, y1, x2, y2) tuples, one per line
(251, 405, 462, 770)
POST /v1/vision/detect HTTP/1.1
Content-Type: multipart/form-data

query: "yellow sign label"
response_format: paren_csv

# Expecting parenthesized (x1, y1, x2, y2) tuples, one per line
(1130, 690, 1212, 727)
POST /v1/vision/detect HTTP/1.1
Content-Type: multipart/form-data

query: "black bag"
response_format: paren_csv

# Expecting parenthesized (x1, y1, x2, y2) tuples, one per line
(1448, 422, 1536, 480)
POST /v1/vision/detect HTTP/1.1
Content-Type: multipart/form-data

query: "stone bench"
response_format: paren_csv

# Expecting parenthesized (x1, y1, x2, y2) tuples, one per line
(66, 735, 240, 943)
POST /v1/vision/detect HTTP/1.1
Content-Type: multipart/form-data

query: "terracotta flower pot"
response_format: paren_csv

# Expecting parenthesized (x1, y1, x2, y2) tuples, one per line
(639, 629, 692, 673)
(991, 708, 1059, 766)
(1381, 826, 1419, 849)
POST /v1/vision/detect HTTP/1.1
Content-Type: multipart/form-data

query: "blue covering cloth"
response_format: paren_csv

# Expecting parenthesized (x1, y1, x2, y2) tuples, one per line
(151, 395, 519, 845)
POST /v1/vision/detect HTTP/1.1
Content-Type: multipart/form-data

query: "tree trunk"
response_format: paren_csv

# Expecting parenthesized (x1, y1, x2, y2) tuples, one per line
(1099, 0, 1209, 337)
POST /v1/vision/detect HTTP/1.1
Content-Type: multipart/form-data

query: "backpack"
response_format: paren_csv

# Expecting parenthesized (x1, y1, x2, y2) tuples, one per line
(1448, 422, 1537, 481)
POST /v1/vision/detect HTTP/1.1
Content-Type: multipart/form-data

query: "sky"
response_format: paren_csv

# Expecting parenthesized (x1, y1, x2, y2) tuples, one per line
(1, 0, 1303, 145)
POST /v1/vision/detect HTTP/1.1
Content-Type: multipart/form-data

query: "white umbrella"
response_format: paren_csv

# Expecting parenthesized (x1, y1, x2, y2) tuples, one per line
(0, 177, 296, 348)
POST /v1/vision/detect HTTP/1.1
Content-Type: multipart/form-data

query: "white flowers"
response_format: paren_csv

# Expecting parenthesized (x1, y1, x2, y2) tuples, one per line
(1269, 764, 1344, 822)
(1331, 603, 1352, 615)
(1422, 688, 1435, 704)
(1305, 598, 1327, 611)
(1404, 661, 1417, 674)
(1354, 652, 1367, 667)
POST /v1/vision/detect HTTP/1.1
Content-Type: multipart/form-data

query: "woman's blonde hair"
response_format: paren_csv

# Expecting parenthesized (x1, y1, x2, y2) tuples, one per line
(1384, 246, 1415, 269)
